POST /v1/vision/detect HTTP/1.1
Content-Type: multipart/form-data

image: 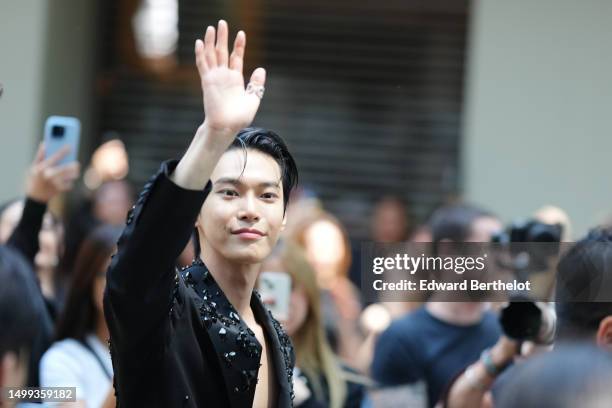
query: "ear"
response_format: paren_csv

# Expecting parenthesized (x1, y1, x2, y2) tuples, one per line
(596, 315, 612, 350)
(195, 211, 202, 229)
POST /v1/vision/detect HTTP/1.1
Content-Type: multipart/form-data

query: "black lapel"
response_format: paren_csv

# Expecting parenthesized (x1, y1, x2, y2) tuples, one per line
(180, 262, 262, 408)
(251, 291, 295, 407)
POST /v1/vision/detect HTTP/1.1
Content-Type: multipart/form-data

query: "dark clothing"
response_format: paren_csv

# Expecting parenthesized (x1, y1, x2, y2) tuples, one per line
(7, 198, 54, 390)
(104, 160, 295, 408)
(296, 366, 366, 408)
(371, 306, 501, 407)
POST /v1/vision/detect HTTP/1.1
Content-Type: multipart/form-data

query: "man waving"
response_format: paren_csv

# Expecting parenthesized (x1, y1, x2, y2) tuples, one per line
(104, 20, 298, 407)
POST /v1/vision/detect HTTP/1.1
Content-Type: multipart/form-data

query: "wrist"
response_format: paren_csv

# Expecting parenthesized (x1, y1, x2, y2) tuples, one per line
(26, 191, 50, 204)
(490, 337, 519, 366)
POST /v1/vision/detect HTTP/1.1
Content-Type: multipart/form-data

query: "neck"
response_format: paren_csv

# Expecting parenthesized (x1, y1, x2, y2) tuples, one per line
(95, 314, 110, 346)
(426, 301, 487, 326)
(200, 245, 260, 318)
(37, 267, 55, 298)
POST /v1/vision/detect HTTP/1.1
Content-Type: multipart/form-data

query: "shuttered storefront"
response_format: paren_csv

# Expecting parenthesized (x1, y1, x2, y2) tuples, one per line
(97, 0, 468, 239)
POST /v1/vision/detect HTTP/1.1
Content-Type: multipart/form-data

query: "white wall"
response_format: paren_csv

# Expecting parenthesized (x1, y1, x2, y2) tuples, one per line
(0, 0, 49, 201)
(0, 0, 97, 203)
(463, 0, 612, 238)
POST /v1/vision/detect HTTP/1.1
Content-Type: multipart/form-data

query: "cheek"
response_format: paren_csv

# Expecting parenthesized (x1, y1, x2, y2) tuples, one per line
(200, 198, 232, 239)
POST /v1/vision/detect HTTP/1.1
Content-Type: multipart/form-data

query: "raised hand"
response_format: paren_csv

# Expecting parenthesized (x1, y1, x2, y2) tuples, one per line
(26, 143, 80, 203)
(195, 20, 266, 136)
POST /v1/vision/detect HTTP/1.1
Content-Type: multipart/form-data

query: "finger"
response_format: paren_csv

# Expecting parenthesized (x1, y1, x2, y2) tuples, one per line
(249, 67, 266, 87)
(56, 178, 76, 192)
(229, 30, 246, 73)
(44, 161, 80, 181)
(215, 20, 229, 67)
(204, 25, 217, 68)
(195, 39, 207, 73)
(60, 162, 81, 180)
(41, 145, 71, 168)
(34, 142, 45, 164)
(245, 67, 266, 111)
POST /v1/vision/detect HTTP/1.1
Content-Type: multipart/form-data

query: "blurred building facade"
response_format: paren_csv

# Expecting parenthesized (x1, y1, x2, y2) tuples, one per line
(1, 0, 611, 238)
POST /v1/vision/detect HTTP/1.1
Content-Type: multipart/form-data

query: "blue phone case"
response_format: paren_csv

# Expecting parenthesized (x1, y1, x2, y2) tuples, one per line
(43, 116, 81, 165)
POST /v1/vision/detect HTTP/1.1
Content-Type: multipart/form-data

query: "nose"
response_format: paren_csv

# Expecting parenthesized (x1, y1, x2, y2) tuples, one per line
(237, 193, 260, 222)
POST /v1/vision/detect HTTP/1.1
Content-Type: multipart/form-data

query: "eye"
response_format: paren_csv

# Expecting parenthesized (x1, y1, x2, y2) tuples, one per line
(261, 192, 279, 201)
(219, 189, 239, 197)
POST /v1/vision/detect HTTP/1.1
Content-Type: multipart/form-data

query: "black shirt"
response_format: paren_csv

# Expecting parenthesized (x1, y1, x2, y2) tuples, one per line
(371, 306, 501, 407)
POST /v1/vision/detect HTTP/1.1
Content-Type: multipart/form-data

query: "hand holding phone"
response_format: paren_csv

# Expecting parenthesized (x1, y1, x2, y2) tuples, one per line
(26, 117, 81, 203)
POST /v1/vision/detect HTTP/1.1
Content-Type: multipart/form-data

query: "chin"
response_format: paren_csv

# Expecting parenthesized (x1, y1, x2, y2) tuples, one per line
(224, 245, 270, 264)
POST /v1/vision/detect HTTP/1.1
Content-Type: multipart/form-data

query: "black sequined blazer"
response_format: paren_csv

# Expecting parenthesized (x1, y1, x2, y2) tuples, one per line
(104, 160, 295, 407)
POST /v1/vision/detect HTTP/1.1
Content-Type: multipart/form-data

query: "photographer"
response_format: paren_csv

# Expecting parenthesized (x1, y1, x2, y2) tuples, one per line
(444, 227, 612, 408)
(370, 204, 503, 408)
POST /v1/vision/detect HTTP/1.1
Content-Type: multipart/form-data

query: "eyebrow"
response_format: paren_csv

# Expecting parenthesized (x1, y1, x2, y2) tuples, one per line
(212, 177, 281, 189)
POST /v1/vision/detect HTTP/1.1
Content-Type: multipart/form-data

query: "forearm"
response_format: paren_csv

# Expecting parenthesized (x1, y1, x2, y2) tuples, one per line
(7, 197, 46, 263)
(445, 338, 517, 408)
(170, 123, 235, 190)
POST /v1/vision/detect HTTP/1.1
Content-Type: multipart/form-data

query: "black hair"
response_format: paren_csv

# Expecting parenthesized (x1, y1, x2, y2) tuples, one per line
(0, 246, 41, 357)
(496, 345, 612, 408)
(555, 227, 612, 340)
(428, 203, 496, 243)
(55, 225, 122, 342)
(195, 127, 298, 255)
(208, 127, 298, 210)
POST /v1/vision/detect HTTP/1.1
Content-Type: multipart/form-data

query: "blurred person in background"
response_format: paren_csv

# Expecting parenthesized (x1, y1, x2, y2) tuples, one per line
(261, 241, 368, 407)
(1, 144, 79, 391)
(370, 196, 411, 244)
(371, 203, 503, 408)
(368, 196, 422, 320)
(0, 198, 64, 309)
(0, 246, 44, 408)
(495, 345, 612, 408)
(61, 138, 134, 283)
(445, 226, 612, 408)
(288, 208, 364, 363)
(61, 179, 134, 282)
(40, 225, 120, 408)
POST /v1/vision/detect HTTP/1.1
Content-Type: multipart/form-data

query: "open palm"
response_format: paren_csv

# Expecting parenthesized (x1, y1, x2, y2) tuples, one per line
(195, 21, 266, 134)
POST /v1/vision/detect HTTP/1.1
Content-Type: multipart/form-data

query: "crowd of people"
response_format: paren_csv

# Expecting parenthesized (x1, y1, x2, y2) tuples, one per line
(2, 19, 612, 408)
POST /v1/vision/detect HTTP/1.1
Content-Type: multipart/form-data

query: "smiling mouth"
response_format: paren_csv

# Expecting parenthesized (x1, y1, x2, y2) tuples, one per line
(232, 229, 266, 239)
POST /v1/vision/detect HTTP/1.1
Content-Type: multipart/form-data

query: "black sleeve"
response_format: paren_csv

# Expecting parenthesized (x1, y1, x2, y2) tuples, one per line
(104, 160, 208, 347)
(7, 198, 46, 263)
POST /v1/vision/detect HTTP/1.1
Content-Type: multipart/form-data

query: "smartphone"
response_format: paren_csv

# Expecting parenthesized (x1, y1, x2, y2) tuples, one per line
(43, 116, 81, 164)
(258, 271, 292, 321)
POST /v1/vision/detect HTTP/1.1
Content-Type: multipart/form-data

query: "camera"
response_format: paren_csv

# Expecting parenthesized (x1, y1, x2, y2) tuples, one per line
(51, 125, 65, 138)
(499, 298, 556, 344)
(493, 220, 562, 343)
(492, 219, 563, 274)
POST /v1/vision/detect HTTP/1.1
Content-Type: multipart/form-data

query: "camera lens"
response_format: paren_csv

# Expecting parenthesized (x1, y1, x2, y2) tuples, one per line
(52, 125, 65, 138)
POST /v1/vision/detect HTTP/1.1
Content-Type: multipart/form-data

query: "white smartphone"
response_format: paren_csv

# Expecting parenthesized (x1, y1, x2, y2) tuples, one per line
(258, 271, 292, 321)
(43, 116, 81, 164)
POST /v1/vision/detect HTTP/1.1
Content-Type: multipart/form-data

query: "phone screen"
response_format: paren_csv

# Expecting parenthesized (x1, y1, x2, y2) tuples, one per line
(258, 271, 292, 321)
